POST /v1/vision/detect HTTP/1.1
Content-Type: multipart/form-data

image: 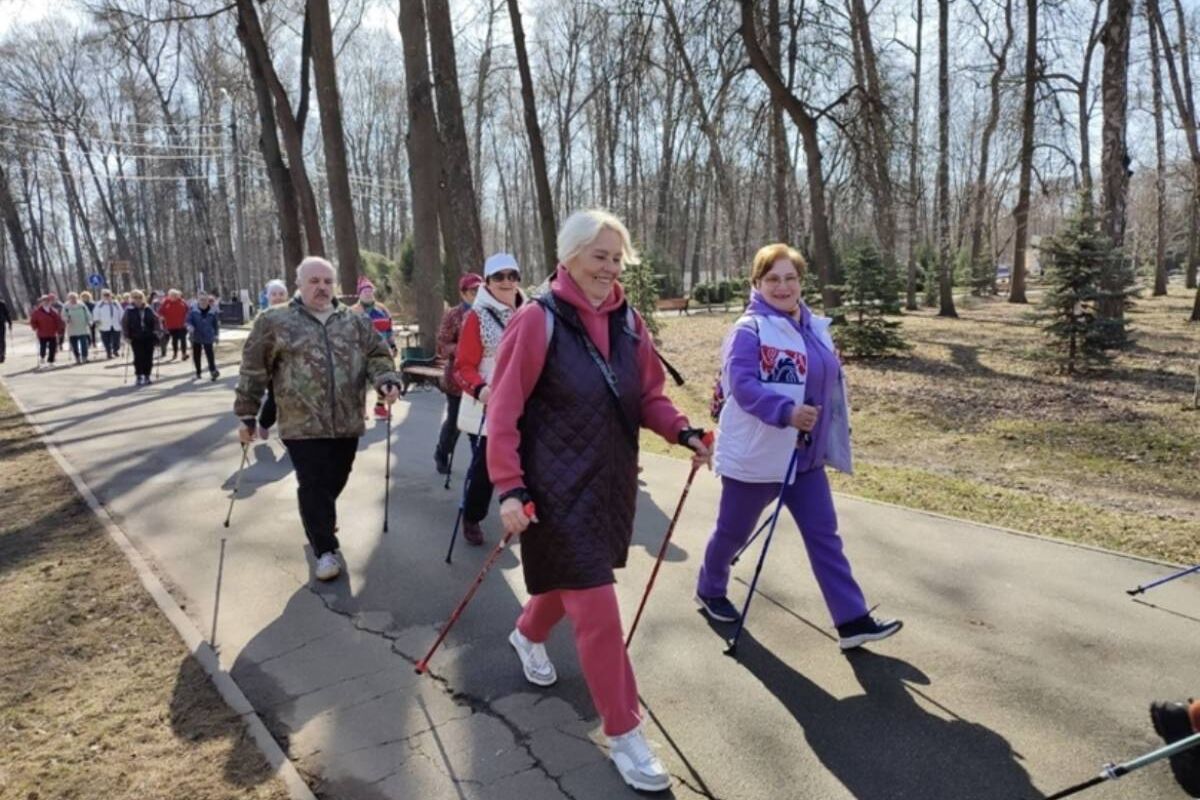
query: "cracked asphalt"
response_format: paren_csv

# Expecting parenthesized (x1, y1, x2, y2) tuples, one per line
(3, 337, 1198, 800)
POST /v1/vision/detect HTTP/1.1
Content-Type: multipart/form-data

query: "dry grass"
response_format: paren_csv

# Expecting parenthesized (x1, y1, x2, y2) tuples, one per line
(0, 386, 290, 800)
(647, 283, 1200, 565)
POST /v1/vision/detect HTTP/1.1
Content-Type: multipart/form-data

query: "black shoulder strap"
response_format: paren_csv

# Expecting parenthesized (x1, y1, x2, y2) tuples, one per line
(482, 306, 507, 330)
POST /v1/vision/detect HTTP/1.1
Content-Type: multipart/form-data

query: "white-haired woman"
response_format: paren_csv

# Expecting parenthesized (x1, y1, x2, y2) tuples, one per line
(256, 279, 290, 438)
(486, 209, 712, 792)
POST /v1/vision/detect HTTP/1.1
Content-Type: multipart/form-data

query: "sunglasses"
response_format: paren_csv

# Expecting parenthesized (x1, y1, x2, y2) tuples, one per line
(490, 270, 521, 283)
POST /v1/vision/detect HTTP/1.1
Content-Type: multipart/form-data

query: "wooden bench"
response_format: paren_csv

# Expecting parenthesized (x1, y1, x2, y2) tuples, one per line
(399, 355, 446, 395)
(655, 297, 689, 315)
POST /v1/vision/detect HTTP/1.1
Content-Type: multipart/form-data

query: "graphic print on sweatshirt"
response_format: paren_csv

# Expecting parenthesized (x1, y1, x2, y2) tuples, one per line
(759, 344, 808, 384)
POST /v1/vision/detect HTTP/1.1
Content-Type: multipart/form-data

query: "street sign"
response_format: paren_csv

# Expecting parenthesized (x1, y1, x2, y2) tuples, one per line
(87, 273, 104, 288)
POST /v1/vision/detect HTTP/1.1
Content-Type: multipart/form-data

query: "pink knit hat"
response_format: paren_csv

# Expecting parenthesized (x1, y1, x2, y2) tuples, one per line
(357, 277, 375, 294)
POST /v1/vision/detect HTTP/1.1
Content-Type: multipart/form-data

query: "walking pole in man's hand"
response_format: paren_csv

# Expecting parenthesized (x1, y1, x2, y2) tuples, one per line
(223, 441, 250, 528)
(122, 344, 130, 384)
(626, 431, 714, 649)
(1038, 732, 1200, 799)
(417, 502, 536, 675)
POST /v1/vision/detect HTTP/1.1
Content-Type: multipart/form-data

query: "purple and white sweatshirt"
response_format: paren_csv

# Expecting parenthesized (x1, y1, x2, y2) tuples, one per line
(712, 291, 852, 482)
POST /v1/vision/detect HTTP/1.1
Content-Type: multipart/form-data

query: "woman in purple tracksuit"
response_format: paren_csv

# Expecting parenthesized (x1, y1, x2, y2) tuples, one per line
(695, 243, 903, 650)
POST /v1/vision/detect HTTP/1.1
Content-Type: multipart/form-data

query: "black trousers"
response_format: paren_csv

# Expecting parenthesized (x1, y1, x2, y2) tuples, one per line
(0, 325, 7, 361)
(435, 393, 462, 460)
(38, 337, 57, 363)
(463, 434, 494, 523)
(100, 329, 121, 356)
(283, 437, 358, 557)
(169, 328, 188, 356)
(131, 337, 155, 377)
(192, 341, 216, 375)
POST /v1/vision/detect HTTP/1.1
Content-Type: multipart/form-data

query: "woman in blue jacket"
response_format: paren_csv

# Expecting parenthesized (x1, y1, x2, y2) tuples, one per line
(185, 293, 220, 381)
(696, 243, 902, 650)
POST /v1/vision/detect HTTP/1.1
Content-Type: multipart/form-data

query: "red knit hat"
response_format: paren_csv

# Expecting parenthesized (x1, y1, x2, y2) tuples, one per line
(458, 273, 483, 292)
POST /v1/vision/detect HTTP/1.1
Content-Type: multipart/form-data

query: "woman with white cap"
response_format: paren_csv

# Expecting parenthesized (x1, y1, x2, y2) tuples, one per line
(451, 253, 525, 546)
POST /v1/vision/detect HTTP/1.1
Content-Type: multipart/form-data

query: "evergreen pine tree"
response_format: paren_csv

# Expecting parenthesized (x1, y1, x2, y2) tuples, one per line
(1036, 209, 1127, 373)
(828, 243, 909, 358)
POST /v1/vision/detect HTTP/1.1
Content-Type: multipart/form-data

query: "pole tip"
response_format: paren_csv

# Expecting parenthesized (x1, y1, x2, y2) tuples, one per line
(414, 662, 427, 675)
(723, 643, 738, 657)
(1126, 588, 1141, 596)
(223, 520, 230, 528)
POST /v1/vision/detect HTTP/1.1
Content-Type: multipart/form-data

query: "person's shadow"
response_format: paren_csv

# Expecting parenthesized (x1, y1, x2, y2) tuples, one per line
(733, 630, 1043, 800)
(221, 443, 292, 498)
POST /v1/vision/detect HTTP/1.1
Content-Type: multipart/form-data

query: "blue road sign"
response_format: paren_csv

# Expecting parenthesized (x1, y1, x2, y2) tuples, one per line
(87, 273, 104, 288)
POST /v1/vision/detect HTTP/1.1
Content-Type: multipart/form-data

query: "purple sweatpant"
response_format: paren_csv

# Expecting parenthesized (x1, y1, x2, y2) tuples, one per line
(697, 468, 868, 626)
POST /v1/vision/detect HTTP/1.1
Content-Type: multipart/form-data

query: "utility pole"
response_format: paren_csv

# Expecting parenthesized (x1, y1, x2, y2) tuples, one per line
(222, 88, 249, 297)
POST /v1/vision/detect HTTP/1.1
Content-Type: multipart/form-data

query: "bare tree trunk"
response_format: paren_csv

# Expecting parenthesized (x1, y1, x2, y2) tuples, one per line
(1010, 0, 1037, 304)
(906, 0, 923, 310)
(0, 161, 42, 300)
(1098, 0, 1131, 323)
(1148, 4, 1169, 297)
(308, 0, 361, 292)
(967, 0, 1013, 287)
(739, 0, 840, 311)
(235, 0, 304, 269)
(506, 0, 558, 276)
(849, 0, 899, 278)
(399, 0, 444, 350)
(664, 0, 743, 262)
(769, 0, 791, 242)
(936, 0, 957, 317)
(428, 0, 484, 274)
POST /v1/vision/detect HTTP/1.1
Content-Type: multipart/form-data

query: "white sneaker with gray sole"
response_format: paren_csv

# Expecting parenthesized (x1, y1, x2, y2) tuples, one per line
(607, 726, 671, 792)
(508, 628, 557, 687)
(314, 551, 341, 581)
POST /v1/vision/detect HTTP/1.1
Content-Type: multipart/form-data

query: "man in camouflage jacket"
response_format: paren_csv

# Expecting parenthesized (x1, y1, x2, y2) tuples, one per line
(234, 257, 402, 581)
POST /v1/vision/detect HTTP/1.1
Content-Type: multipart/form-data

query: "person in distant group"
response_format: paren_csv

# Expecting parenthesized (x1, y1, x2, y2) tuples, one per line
(349, 277, 397, 421)
(30, 295, 64, 369)
(80, 290, 97, 347)
(186, 292, 221, 381)
(255, 279, 290, 439)
(62, 292, 94, 364)
(433, 272, 482, 474)
(122, 290, 160, 385)
(159, 289, 190, 361)
(94, 289, 124, 358)
(47, 292, 65, 350)
(0, 295, 11, 363)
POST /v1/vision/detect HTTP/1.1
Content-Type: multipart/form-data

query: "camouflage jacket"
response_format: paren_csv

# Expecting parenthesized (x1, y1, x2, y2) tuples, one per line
(234, 297, 401, 439)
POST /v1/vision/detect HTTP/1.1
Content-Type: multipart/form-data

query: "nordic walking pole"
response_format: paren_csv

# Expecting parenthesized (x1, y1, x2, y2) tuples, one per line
(730, 430, 811, 565)
(443, 437, 456, 490)
(223, 443, 250, 528)
(626, 431, 714, 649)
(383, 410, 392, 533)
(122, 343, 130, 384)
(445, 415, 486, 564)
(1038, 732, 1200, 799)
(725, 443, 802, 657)
(1126, 563, 1200, 596)
(417, 502, 536, 675)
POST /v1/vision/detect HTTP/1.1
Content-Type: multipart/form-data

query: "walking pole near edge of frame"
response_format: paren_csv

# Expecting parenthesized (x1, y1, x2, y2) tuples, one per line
(724, 443, 802, 657)
(443, 433, 456, 491)
(730, 431, 811, 565)
(1126, 563, 1200, 596)
(383, 410, 392, 533)
(1037, 732, 1200, 799)
(417, 502, 537, 675)
(122, 343, 130, 384)
(626, 432, 714, 649)
(223, 443, 250, 528)
(445, 414, 486, 564)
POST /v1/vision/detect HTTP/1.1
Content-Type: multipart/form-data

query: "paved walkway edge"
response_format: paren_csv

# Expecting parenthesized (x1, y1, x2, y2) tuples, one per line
(4, 382, 318, 800)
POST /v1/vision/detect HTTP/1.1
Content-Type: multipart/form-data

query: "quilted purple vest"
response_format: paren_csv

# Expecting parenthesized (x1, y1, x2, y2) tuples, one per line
(516, 295, 642, 594)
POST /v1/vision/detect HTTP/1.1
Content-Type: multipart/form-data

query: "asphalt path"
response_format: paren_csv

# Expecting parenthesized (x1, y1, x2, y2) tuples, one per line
(2, 334, 1196, 800)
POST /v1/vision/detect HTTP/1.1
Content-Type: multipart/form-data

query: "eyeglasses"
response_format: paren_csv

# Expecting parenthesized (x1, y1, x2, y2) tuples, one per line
(490, 271, 521, 283)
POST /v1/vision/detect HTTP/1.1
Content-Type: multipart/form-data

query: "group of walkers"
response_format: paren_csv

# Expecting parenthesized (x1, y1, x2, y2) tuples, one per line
(233, 208, 909, 793)
(17, 287, 223, 386)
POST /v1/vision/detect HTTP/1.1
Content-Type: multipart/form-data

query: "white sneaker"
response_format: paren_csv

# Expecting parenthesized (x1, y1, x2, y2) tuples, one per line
(607, 726, 671, 792)
(314, 551, 341, 581)
(507, 628, 557, 686)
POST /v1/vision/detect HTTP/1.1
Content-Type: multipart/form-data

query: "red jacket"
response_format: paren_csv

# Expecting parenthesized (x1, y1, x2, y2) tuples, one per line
(159, 297, 189, 330)
(30, 305, 64, 338)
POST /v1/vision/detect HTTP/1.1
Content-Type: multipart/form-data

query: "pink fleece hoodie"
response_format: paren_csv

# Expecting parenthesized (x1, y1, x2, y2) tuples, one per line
(486, 264, 690, 494)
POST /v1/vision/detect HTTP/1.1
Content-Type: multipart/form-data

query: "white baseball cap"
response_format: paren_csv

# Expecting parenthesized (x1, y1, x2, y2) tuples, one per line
(483, 252, 520, 279)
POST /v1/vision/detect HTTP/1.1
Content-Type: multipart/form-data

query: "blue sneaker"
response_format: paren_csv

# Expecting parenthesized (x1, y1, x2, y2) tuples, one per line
(695, 594, 741, 623)
(837, 614, 903, 650)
